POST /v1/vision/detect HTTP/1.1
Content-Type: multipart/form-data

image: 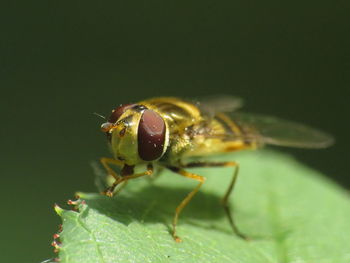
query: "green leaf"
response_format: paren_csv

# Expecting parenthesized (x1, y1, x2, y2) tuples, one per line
(54, 150, 350, 263)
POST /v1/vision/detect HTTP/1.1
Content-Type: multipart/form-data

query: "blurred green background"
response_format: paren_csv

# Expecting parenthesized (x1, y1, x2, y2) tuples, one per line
(1, 1, 348, 262)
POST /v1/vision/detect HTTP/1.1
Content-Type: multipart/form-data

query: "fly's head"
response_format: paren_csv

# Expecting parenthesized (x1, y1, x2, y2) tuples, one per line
(101, 104, 169, 165)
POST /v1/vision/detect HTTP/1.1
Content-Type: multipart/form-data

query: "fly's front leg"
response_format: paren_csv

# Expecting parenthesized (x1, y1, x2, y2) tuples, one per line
(184, 161, 248, 240)
(100, 157, 124, 181)
(114, 164, 153, 184)
(104, 164, 153, 197)
(167, 166, 206, 242)
(100, 157, 124, 196)
(100, 158, 153, 197)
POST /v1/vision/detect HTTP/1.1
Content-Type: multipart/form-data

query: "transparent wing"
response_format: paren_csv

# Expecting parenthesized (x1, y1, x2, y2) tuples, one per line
(193, 95, 244, 119)
(228, 113, 335, 149)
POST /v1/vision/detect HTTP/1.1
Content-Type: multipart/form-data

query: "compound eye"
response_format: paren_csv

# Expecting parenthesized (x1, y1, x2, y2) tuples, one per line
(108, 103, 136, 123)
(138, 110, 166, 161)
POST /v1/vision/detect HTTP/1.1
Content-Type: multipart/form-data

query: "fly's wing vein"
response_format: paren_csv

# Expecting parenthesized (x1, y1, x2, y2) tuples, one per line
(224, 113, 334, 148)
(194, 112, 334, 149)
(192, 95, 244, 119)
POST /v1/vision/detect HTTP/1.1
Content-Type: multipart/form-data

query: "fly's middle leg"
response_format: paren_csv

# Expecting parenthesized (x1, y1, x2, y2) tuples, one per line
(167, 166, 206, 242)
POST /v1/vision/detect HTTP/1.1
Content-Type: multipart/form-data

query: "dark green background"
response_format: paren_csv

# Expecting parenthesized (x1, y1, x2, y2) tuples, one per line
(1, 1, 348, 262)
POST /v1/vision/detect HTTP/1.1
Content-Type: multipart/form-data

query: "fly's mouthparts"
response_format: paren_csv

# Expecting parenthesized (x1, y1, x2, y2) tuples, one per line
(101, 122, 114, 132)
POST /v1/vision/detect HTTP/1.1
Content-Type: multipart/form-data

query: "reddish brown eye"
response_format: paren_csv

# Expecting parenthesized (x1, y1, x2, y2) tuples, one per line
(108, 103, 136, 123)
(138, 110, 166, 161)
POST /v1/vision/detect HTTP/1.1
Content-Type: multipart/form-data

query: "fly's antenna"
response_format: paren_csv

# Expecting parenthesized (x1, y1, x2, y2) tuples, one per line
(93, 112, 106, 120)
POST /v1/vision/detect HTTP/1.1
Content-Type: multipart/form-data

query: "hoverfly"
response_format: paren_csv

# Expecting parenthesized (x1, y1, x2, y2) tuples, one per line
(100, 96, 334, 242)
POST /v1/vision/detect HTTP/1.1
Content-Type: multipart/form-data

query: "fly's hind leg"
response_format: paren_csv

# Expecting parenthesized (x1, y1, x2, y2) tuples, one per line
(184, 161, 248, 240)
(167, 166, 206, 243)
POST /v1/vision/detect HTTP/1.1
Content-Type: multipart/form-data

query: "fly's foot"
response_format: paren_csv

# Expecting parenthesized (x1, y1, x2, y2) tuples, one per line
(237, 232, 250, 241)
(101, 187, 115, 197)
(172, 227, 182, 242)
(173, 235, 182, 243)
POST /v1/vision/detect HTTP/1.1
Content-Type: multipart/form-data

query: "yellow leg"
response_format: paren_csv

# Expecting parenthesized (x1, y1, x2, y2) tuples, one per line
(100, 158, 153, 197)
(167, 166, 206, 242)
(100, 157, 124, 181)
(103, 164, 154, 197)
(113, 180, 128, 195)
(182, 161, 248, 240)
(219, 162, 248, 240)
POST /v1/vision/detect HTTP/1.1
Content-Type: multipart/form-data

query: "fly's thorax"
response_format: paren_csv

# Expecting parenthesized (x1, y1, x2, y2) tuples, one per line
(102, 104, 170, 166)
